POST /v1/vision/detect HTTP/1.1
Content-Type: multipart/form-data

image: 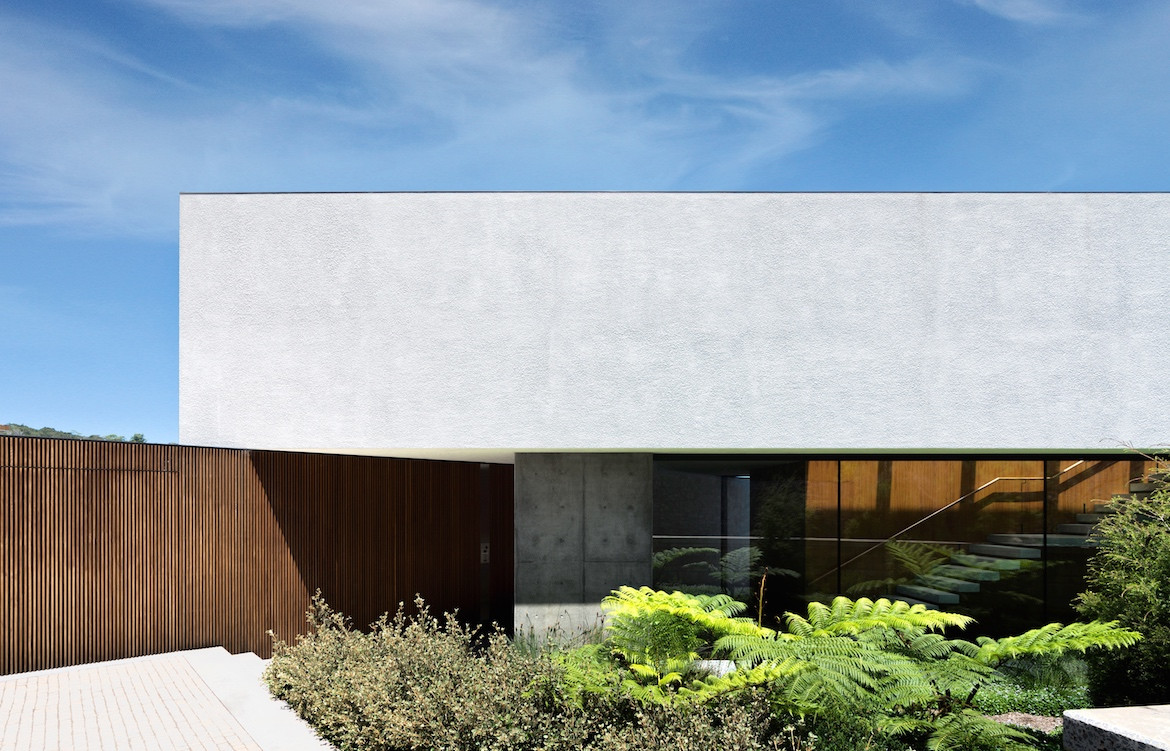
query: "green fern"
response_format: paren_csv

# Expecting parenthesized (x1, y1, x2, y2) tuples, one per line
(924, 709, 1035, 751)
(972, 620, 1142, 665)
(785, 596, 974, 638)
(600, 586, 773, 694)
(598, 587, 1142, 749)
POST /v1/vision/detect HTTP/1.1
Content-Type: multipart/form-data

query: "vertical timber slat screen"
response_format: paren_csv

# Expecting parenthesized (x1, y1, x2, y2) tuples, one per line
(0, 436, 514, 675)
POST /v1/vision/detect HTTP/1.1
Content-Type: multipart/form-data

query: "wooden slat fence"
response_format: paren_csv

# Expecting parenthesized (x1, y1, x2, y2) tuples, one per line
(0, 436, 513, 674)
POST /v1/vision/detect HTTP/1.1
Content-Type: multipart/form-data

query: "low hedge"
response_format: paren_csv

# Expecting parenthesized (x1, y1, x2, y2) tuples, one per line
(264, 595, 820, 751)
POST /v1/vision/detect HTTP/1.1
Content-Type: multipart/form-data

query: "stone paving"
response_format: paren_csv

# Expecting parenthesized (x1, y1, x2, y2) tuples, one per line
(0, 648, 333, 751)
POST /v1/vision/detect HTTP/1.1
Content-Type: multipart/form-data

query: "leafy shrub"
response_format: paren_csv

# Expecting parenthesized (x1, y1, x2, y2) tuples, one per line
(265, 595, 567, 750)
(1077, 469, 1170, 705)
(266, 589, 1136, 751)
(265, 593, 820, 750)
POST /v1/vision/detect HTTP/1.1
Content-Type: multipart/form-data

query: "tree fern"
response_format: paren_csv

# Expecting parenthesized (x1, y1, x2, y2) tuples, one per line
(597, 587, 1140, 749)
(601, 586, 773, 692)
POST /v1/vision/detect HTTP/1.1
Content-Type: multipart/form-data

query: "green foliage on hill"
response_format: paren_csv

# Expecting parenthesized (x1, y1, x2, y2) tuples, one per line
(0, 422, 145, 443)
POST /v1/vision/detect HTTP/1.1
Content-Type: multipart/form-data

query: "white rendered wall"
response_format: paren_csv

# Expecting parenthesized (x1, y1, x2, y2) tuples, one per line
(179, 192, 1170, 458)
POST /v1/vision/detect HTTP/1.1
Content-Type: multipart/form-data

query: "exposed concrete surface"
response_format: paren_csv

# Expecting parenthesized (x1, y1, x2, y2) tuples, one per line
(1064, 705, 1170, 750)
(515, 453, 652, 626)
(513, 604, 607, 639)
(0, 648, 333, 751)
(181, 192, 1170, 455)
(184, 648, 333, 751)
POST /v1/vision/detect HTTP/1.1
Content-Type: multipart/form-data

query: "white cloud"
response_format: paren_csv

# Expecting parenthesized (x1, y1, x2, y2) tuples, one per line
(961, 0, 1081, 25)
(0, 2, 979, 236)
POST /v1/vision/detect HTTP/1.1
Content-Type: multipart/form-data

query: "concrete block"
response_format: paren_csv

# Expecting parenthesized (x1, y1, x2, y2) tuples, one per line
(1064, 705, 1170, 750)
(515, 561, 583, 604)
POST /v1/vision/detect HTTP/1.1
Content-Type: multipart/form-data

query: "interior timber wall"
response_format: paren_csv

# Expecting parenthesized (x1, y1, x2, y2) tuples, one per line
(0, 436, 513, 674)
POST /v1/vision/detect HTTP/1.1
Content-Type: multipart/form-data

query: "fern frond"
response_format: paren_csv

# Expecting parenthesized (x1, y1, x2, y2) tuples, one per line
(712, 632, 799, 663)
(973, 620, 1143, 666)
(787, 597, 973, 637)
(903, 632, 960, 660)
(923, 653, 995, 696)
(628, 663, 659, 680)
(652, 546, 720, 570)
(926, 709, 1035, 751)
(877, 714, 934, 736)
(601, 586, 761, 630)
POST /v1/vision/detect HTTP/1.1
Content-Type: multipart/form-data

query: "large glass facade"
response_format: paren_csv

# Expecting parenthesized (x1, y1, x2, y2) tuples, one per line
(653, 454, 1151, 637)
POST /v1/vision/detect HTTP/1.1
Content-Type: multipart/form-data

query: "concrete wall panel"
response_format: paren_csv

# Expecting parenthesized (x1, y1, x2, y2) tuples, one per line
(514, 453, 652, 622)
(514, 453, 583, 564)
(582, 453, 653, 562)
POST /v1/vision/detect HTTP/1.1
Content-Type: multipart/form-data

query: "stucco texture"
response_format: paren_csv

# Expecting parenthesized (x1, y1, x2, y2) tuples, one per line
(179, 192, 1169, 456)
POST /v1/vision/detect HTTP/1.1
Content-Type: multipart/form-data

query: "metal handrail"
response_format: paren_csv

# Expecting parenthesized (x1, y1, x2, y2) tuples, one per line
(806, 460, 1086, 588)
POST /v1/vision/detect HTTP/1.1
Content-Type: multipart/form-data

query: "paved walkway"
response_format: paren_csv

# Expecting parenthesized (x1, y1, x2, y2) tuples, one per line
(0, 648, 335, 751)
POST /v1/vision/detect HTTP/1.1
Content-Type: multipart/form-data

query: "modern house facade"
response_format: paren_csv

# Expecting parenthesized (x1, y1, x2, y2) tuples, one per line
(179, 192, 1170, 633)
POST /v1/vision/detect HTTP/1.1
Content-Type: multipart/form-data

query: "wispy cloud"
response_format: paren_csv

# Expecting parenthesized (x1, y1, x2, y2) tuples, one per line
(961, 0, 1082, 25)
(0, 1, 985, 235)
(938, 2, 1170, 189)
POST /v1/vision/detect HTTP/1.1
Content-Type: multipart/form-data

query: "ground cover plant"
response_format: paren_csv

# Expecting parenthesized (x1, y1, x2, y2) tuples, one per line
(266, 590, 1138, 751)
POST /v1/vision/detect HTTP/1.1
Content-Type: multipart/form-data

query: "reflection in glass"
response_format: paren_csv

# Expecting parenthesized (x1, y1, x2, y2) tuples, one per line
(652, 455, 1149, 637)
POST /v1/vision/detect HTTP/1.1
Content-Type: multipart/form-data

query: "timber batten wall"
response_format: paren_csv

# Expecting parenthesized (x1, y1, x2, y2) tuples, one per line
(0, 436, 514, 674)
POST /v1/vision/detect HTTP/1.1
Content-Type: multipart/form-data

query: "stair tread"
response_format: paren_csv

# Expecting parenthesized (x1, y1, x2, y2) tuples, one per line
(985, 533, 1096, 548)
(1055, 523, 1095, 535)
(895, 584, 960, 604)
(951, 553, 1021, 571)
(969, 543, 1042, 559)
(916, 574, 980, 593)
(932, 564, 1000, 582)
(1076, 513, 1104, 523)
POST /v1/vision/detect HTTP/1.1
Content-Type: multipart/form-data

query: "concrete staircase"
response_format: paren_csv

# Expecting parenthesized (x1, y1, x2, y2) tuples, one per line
(891, 479, 1153, 610)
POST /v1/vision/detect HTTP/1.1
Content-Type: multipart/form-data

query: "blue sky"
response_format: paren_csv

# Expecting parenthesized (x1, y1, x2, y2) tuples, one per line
(2, 0, 1170, 443)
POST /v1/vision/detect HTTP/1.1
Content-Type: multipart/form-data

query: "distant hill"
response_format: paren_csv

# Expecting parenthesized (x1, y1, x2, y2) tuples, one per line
(0, 423, 145, 443)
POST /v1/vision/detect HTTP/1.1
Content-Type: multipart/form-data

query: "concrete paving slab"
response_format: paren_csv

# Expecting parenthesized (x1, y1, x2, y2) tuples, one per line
(0, 649, 335, 751)
(184, 648, 333, 751)
(1064, 704, 1170, 750)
